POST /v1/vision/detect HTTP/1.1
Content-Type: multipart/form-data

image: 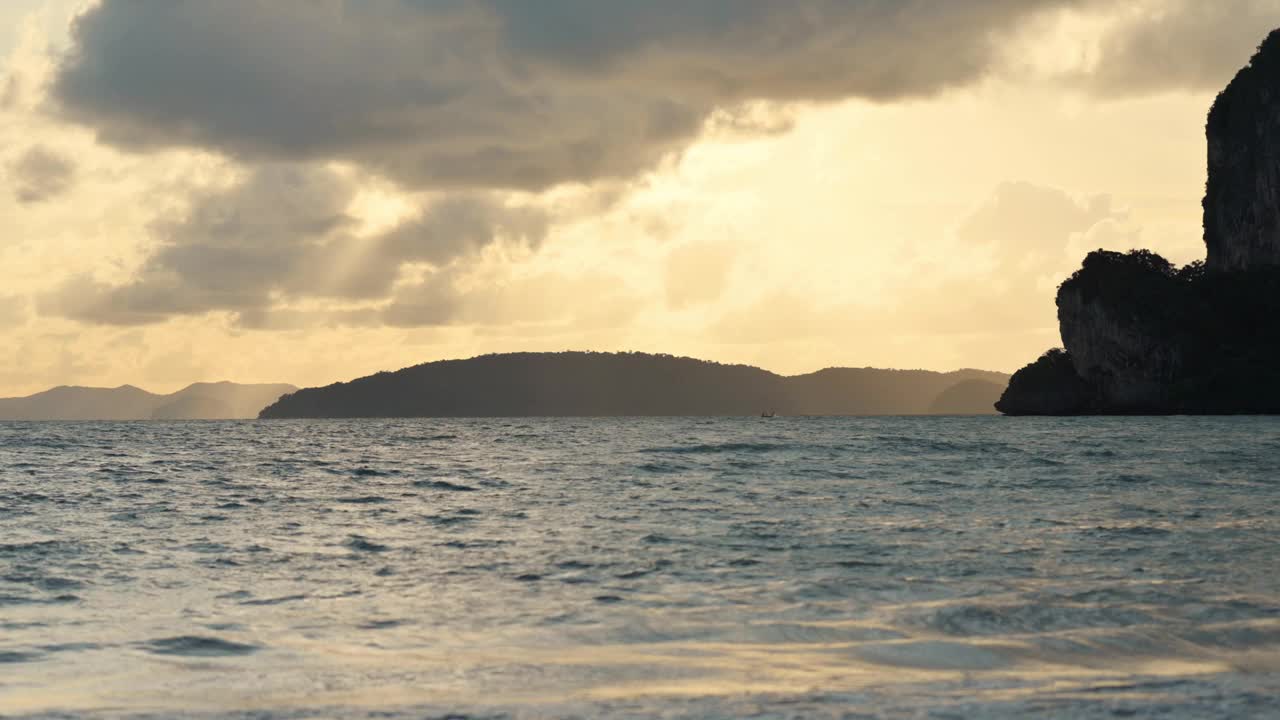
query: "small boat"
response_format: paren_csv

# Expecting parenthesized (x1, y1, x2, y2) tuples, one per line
(760, 410, 776, 418)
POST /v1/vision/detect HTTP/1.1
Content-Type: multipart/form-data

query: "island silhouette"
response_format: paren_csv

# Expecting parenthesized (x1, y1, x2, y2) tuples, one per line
(0, 381, 297, 420)
(258, 352, 1007, 418)
(998, 29, 1280, 415)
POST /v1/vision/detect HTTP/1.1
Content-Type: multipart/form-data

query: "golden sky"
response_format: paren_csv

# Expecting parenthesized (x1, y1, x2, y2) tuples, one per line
(1, 0, 1277, 396)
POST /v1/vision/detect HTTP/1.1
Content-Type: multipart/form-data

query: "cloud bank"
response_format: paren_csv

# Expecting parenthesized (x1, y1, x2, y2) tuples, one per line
(1080, 0, 1280, 95)
(44, 164, 549, 326)
(29, 0, 1279, 338)
(52, 0, 1086, 192)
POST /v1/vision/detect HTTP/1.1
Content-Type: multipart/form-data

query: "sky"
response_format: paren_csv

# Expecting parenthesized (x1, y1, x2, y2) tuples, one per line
(1, 0, 1278, 396)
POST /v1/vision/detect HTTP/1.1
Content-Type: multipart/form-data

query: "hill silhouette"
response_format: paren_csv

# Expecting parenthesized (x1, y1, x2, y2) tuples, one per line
(0, 381, 297, 420)
(259, 352, 1007, 418)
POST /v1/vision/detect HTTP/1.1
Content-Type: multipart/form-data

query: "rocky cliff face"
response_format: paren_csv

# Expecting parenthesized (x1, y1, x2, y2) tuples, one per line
(1205, 29, 1280, 272)
(993, 349, 1093, 416)
(1053, 251, 1187, 412)
(1000, 248, 1280, 414)
(998, 29, 1280, 415)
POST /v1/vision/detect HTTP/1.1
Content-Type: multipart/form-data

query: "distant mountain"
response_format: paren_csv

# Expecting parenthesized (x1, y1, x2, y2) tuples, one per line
(0, 385, 161, 421)
(151, 394, 236, 420)
(155, 382, 299, 419)
(928, 379, 1005, 415)
(0, 381, 297, 420)
(259, 352, 1008, 418)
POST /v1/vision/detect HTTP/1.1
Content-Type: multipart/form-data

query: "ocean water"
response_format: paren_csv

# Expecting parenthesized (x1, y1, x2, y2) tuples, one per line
(1, 417, 1278, 719)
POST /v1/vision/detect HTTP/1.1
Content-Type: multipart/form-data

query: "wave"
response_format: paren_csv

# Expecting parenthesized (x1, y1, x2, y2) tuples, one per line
(413, 479, 477, 492)
(0, 540, 77, 557)
(872, 434, 1020, 454)
(638, 442, 795, 455)
(239, 594, 309, 606)
(5, 416, 1280, 717)
(345, 535, 390, 553)
(141, 635, 259, 657)
(907, 602, 1158, 637)
(0, 649, 43, 663)
(0, 593, 80, 606)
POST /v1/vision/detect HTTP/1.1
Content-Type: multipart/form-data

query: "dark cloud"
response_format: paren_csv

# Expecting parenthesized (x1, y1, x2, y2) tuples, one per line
(51, 0, 1083, 191)
(379, 196, 550, 268)
(42, 1, 1266, 334)
(10, 145, 74, 203)
(380, 270, 465, 329)
(42, 164, 548, 326)
(1082, 0, 1280, 95)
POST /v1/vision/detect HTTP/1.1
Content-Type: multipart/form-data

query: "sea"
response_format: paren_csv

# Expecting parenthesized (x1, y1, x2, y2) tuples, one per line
(1, 417, 1278, 719)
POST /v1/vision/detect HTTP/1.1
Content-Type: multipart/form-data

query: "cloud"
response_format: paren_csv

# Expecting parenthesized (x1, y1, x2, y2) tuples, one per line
(379, 270, 464, 329)
(42, 164, 549, 326)
(0, 74, 19, 109)
(381, 262, 640, 330)
(954, 181, 1126, 273)
(665, 240, 736, 309)
(9, 144, 74, 203)
(1081, 0, 1280, 95)
(377, 195, 550, 269)
(904, 181, 1137, 334)
(218, 261, 640, 332)
(29, 0, 1258, 354)
(712, 290, 857, 345)
(50, 0, 1087, 192)
(705, 181, 1138, 347)
(0, 295, 27, 328)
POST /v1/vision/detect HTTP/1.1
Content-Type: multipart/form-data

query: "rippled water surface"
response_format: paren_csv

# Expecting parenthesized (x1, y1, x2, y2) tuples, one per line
(2, 417, 1279, 718)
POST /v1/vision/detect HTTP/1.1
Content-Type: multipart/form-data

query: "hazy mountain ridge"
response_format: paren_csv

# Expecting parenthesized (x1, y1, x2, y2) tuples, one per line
(259, 352, 1008, 418)
(0, 381, 298, 420)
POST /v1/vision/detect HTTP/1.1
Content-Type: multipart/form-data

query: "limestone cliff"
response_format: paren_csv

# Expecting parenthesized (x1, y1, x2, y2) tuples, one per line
(1000, 249, 1280, 414)
(993, 349, 1093, 416)
(1053, 251, 1187, 412)
(1205, 29, 1280, 272)
(998, 29, 1280, 415)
